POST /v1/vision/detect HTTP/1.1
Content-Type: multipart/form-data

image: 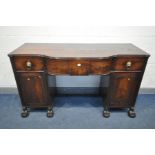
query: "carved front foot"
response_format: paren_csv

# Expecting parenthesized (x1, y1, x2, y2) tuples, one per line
(21, 110, 29, 118)
(103, 110, 110, 118)
(128, 107, 136, 118)
(21, 107, 29, 118)
(47, 110, 54, 117)
(47, 107, 54, 118)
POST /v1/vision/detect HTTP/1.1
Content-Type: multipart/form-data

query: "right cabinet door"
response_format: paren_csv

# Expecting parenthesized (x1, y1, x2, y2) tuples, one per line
(108, 72, 142, 108)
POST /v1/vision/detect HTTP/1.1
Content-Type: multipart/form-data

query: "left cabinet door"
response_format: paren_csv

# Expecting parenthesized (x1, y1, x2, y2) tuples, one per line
(16, 72, 50, 108)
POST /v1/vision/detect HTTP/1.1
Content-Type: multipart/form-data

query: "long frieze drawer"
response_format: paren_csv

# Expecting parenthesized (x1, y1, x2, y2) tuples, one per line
(90, 59, 112, 74)
(113, 57, 146, 71)
(47, 59, 112, 75)
(47, 60, 69, 75)
(69, 60, 90, 75)
(48, 59, 90, 75)
(13, 56, 44, 71)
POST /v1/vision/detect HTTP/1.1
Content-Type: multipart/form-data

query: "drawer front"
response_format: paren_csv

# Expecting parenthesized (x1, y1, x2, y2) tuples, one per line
(47, 60, 69, 75)
(113, 57, 146, 71)
(14, 56, 44, 71)
(90, 59, 111, 74)
(69, 60, 89, 75)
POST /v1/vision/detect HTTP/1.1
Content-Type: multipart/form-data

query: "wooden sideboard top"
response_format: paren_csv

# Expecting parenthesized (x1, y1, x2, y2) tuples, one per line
(8, 43, 150, 58)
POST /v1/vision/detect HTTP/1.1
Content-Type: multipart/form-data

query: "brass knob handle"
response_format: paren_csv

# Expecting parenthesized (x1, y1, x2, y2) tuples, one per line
(126, 61, 132, 68)
(77, 63, 82, 67)
(27, 78, 30, 81)
(26, 60, 32, 69)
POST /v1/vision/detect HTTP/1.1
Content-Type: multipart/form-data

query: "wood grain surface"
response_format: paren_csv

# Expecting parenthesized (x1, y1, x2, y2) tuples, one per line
(8, 43, 150, 58)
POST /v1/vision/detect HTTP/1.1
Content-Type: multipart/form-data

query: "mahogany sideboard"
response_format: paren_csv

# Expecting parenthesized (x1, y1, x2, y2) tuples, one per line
(8, 43, 150, 118)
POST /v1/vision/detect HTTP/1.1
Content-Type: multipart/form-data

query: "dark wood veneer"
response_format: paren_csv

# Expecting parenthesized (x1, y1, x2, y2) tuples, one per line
(17, 72, 49, 108)
(108, 72, 141, 108)
(8, 43, 150, 118)
(69, 60, 90, 75)
(14, 56, 44, 71)
(113, 56, 146, 71)
(90, 59, 112, 75)
(47, 59, 69, 75)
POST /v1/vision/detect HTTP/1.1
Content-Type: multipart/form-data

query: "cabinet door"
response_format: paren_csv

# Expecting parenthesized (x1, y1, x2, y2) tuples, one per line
(17, 72, 49, 108)
(108, 72, 141, 108)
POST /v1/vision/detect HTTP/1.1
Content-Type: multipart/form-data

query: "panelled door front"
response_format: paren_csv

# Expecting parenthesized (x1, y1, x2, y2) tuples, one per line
(108, 72, 141, 108)
(17, 72, 49, 108)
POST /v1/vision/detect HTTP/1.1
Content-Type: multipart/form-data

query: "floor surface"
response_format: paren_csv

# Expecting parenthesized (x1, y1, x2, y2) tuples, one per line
(0, 94, 155, 129)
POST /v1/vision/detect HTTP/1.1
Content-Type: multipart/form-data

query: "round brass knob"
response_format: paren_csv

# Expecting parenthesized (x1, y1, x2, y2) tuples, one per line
(27, 78, 30, 81)
(77, 63, 82, 67)
(126, 61, 132, 68)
